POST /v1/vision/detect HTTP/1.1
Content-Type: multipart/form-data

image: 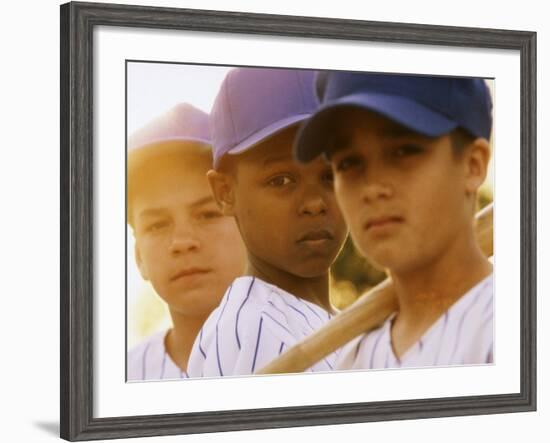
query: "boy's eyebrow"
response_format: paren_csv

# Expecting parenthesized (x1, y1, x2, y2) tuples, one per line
(262, 155, 293, 167)
(137, 208, 167, 219)
(137, 196, 216, 219)
(262, 154, 294, 167)
(188, 195, 216, 209)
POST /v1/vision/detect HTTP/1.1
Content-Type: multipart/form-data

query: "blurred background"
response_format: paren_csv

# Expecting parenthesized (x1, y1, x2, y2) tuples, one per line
(127, 62, 494, 349)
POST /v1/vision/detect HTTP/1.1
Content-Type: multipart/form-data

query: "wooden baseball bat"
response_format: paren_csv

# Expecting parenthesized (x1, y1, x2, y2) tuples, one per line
(256, 203, 493, 375)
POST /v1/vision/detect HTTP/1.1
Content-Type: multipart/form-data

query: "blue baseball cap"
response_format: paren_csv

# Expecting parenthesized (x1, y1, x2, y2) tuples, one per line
(210, 68, 319, 168)
(294, 72, 493, 162)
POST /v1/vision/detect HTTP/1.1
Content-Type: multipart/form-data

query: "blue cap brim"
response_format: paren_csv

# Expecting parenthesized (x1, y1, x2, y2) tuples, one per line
(214, 114, 311, 167)
(294, 93, 458, 163)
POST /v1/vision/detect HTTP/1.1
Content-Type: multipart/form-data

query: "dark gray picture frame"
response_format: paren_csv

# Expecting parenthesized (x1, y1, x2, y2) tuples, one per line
(60, 1, 537, 441)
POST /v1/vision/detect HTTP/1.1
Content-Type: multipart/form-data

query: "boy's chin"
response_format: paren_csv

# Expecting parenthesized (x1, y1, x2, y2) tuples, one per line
(164, 288, 224, 315)
(290, 261, 334, 279)
(170, 300, 222, 318)
(365, 253, 415, 276)
(357, 245, 397, 271)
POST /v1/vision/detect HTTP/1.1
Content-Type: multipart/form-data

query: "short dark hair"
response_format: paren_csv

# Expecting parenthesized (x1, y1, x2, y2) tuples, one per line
(450, 128, 477, 157)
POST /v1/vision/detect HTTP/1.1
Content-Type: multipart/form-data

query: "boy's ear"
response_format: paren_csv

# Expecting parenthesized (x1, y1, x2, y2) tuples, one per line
(134, 243, 150, 281)
(207, 169, 236, 216)
(463, 137, 491, 195)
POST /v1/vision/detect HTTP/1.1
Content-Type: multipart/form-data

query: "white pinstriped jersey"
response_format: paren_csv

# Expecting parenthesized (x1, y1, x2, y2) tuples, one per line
(187, 276, 337, 377)
(336, 274, 494, 370)
(127, 330, 189, 381)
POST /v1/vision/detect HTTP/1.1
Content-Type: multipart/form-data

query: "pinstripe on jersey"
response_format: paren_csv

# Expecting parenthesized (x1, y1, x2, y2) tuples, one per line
(187, 276, 337, 377)
(127, 330, 189, 381)
(336, 274, 494, 370)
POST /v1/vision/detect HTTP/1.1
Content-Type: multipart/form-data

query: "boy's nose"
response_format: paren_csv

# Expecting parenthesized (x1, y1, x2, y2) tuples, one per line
(359, 161, 394, 202)
(361, 181, 393, 202)
(299, 193, 328, 216)
(169, 229, 201, 254)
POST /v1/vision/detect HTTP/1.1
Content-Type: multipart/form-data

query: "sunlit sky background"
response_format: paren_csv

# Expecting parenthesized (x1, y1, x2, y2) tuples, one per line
(126, 62, 495, 348)
(128, 63, 232, 133)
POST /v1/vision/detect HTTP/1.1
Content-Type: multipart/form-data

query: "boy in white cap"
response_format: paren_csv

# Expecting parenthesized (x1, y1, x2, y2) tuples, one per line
(295, 72, 494, 369)
(127, 103, 246, 380)
(186, 68, 348, 377)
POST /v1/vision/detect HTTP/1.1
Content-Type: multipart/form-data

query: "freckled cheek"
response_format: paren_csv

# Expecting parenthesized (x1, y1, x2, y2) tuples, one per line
(140, 238, 168, 261)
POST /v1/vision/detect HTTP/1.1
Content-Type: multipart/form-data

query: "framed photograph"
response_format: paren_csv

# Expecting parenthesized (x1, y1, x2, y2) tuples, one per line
(60, 1, 536, 441)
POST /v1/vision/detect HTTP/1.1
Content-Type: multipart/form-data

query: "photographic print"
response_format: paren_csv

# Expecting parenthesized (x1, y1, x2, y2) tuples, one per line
(126, 63, 496, 381)
(61, 2, 535, 441)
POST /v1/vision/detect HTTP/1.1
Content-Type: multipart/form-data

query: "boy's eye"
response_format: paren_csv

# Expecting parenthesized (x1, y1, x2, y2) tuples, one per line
(197, 210, 223, 221)
(145, 220, 169, 233)
(267, 175, 294, 187)
(334, 155, 362, 172)
(321, 169, 334, 184)
(393, 144, 424, 157)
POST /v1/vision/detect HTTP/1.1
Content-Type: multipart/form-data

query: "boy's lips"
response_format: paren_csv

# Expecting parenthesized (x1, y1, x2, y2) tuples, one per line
(364, 215, 404, 231)
(170, 267, 212, 282)
(297, 229, 334, 243)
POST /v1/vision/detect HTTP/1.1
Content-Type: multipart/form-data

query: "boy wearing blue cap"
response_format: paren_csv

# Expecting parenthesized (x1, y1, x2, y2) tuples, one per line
(295, 72, 494, 369)
(127, 104, 246, 380)
(186, 68, 348, 377)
